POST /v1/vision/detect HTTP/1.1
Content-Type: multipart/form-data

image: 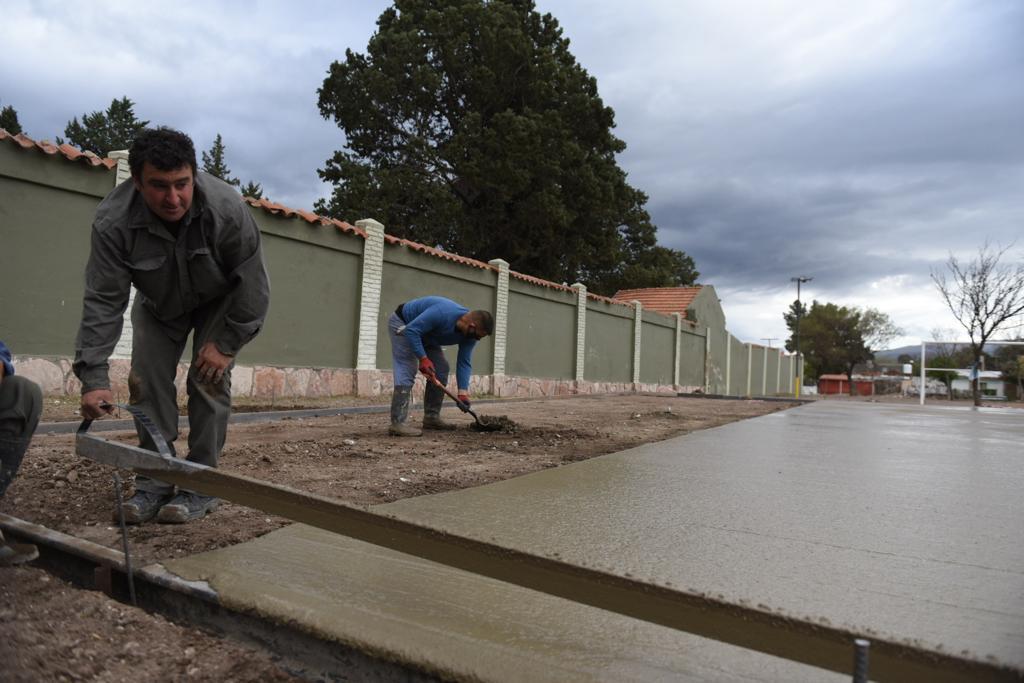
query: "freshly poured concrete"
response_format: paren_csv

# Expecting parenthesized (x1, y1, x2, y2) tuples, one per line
(166, 401, 1024, 679)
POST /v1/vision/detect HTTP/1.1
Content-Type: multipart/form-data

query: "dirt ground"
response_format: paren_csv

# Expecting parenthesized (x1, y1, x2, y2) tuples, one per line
(0, 393, 797, 681)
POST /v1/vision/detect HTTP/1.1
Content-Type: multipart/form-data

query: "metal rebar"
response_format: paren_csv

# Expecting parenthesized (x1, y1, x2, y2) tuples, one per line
(853, 638, 870, 683)
(112, 472, 137, 606)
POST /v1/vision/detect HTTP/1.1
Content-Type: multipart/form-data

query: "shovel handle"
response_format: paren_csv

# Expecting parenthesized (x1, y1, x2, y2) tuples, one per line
(426, 374, 477, 418)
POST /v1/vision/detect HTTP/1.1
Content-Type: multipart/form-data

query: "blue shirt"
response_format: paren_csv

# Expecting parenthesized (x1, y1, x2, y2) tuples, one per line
(400, 296, 478, 390)
(0, 340, 14, 377)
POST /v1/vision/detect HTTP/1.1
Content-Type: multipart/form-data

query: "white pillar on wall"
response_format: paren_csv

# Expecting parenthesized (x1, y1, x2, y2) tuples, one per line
(631, 300, 643, 385)
(725, 334, 732, 394)
(489, 259, 510, 377)
(704, 326, 711, 393)
(672, 313, 682, 388)
(355, 219, 385, 370)
(109, 150, 134, 360)
(746, 343, 753, 397)
(570, 283, 587, 382)
(776, 350, 782, 395)
(788, 355, 794, 394)
(762, 345, 768, 395)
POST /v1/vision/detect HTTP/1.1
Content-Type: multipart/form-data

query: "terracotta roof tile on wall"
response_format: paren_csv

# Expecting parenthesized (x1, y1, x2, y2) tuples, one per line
(243, 197, 363, 237)
(0, 129, 117, 169)
(383, 234, 494, 271)
(613, 286, 703, 315)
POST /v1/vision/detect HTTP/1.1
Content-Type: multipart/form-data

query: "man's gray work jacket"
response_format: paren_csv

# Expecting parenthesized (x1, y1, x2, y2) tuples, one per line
(73, 171, 271, 392)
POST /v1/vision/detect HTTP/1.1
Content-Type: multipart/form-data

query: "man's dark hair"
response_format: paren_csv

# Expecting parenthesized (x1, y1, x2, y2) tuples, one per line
(472, 310, 494, 336)
(129, 127, 197, 178)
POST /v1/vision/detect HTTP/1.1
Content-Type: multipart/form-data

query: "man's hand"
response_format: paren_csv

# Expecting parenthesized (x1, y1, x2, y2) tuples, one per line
(194, 341, 233, 384)
(81, 389, 115, 420)
(418, 356, 436, 378)
(457, 393, 471, 411)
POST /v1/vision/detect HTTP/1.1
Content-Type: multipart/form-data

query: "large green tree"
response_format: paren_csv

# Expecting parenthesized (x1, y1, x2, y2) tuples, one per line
(60, 96, 149, 155)
(201, 134, 241, 186)
(0, 102, 22, 134)
(315, 0, 697, 294)
(784, 301, 901, 395)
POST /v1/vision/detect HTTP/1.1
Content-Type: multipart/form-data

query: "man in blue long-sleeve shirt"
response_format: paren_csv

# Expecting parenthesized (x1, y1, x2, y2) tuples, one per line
(388, 296, 493, 436)
(0, 340, 43, 565)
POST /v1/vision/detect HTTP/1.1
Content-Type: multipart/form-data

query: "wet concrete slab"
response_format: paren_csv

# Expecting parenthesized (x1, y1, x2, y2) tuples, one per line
(165, 401, 1024, 679)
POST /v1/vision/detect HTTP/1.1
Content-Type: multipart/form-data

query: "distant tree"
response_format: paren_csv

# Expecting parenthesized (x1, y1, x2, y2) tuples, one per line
(994, 338, 1024, 401)
(201, 133, 240, 186)
(0, 102, 23, 134)
(923, 340, 962, 400)
(782, 299, 813, 378)
(859, 307, 903, 353)
(896, 353, 913, 365)
(315, 0, 697, 295)
(932, 241, 1024, 405)
(60, 96, 149, 155)
(782, 300, 809, 353)
(790, 302, 900, 395)
(240, 180, 263, 200)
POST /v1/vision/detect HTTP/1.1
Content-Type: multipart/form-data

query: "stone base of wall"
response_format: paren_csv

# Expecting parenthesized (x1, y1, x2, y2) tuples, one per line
(13, 357, 686, 401)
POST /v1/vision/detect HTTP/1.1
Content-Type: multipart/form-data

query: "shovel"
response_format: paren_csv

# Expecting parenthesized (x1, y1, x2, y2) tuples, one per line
(425, 374, 505, 432)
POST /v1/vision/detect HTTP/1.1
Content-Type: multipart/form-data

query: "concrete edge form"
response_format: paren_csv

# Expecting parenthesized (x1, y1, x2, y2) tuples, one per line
(0, 513, 442, 683)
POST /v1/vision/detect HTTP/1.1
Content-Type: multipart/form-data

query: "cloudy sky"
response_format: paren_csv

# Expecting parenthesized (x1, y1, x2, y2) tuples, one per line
(3, 0, 1022, 349)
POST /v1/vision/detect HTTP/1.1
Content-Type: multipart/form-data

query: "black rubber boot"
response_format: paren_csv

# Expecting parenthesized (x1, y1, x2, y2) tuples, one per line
(388, 387, 422, 436)
(422, 382, 456, 430)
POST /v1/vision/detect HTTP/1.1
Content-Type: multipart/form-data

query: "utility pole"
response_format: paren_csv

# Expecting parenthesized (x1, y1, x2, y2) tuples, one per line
(760, 337, 778, 348)
(791, 276, 813, 398)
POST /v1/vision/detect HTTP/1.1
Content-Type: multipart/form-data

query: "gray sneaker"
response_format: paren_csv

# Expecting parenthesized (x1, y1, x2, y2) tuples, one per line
(114, 490, 175, 525)
(157, 491, 220, 524)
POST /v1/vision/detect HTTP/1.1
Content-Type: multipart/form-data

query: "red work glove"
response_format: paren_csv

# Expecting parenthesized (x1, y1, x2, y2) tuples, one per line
(457, 393, 471, 412)
(418, 356, 436, 378)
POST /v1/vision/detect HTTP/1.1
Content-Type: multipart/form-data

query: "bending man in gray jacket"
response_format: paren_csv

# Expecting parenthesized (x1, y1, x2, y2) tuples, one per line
(74, 127, 270, 525)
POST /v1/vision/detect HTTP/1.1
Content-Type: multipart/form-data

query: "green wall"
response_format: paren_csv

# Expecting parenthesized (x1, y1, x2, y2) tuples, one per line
(585, 302, 633, 383)
(729, 335, 749, 396)
(706, 326, 729, 394)
(243, 214, 363, 368)
(639, 312, 675, 385)
(749, 345, 766, 396)
(0, 147, 112, 355)
(678, 328, 707, 387)
(506, 283, 575, 380)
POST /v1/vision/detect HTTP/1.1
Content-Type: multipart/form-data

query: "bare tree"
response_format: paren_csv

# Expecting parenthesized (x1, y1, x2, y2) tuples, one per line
(932, 242, 1024, 405)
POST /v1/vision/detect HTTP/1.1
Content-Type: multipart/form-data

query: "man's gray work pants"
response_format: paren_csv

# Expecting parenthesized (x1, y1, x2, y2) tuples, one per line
(0, 375, 42, 498)
(128, 296, 233, 495)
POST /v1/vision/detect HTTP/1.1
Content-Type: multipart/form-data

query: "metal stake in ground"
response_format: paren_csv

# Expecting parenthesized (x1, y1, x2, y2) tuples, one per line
(112, 472, 137, 606)
(852, 638, 870, 683)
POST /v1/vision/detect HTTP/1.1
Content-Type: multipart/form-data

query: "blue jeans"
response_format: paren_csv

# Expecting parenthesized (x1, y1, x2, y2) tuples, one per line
(388, 313, 449, 388)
